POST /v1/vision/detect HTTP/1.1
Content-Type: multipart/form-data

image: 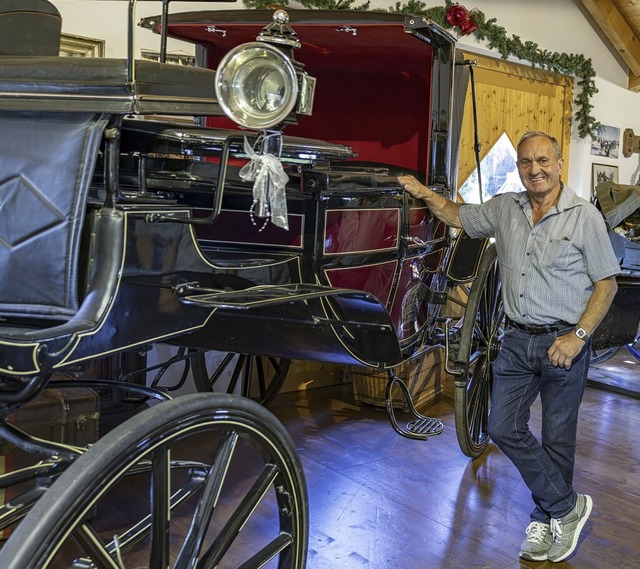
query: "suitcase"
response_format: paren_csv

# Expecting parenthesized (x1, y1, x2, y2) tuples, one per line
(0, 386, 100, 538)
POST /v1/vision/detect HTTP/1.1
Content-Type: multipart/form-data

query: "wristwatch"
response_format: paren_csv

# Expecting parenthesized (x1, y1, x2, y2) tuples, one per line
(574, 327, 589, 341)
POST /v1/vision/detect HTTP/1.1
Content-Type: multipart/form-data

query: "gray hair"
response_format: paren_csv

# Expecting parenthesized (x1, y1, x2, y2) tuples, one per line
(517, 131, 562, 160)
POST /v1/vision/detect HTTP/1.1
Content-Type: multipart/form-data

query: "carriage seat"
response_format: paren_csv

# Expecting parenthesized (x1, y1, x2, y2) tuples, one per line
(0, 111, 110, 323)
(0, 48, 218, 334)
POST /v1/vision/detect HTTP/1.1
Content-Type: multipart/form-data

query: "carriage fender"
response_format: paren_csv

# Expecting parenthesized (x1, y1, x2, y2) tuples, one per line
(445, 232, 491, 284)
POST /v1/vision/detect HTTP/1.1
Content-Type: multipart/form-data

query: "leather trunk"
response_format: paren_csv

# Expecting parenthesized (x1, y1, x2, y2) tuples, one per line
(0, 386, 100, 538)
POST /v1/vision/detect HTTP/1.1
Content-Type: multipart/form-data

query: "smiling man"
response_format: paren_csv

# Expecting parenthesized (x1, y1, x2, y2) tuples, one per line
(399, 131, 620, 563)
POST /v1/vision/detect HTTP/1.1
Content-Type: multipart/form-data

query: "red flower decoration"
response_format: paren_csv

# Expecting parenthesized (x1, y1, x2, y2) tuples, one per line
(446, 4, 478, 36)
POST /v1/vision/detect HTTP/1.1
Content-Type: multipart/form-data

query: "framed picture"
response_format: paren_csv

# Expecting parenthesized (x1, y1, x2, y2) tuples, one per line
(60, 33, 105, 58)
(591, 124, 620, 158)
(592, 163, 619, 194)
(140, 49, 196, 66)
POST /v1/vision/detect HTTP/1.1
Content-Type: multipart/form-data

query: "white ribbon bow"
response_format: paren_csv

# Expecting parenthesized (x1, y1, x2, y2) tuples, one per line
(239, 136, 289, 230)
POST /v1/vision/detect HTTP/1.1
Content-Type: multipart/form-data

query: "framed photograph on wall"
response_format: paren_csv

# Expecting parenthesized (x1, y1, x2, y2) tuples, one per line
(592, 163, 619, 194)
(60, 33, 105, 58)
(591, 124, 620, 158)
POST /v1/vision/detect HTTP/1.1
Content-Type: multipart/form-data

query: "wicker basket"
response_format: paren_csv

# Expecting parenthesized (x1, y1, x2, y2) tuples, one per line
(348, 348, 444, 411)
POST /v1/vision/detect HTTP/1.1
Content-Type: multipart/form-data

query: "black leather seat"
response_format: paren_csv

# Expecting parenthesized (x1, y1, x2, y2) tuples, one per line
(0, 0, 61, 56)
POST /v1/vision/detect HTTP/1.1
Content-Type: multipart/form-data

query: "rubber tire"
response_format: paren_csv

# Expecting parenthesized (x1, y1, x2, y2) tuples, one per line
(454, 243, 504, 459)
(0, 393, 308, 569)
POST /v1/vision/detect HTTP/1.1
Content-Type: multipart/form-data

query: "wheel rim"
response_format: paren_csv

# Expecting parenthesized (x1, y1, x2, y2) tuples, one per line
(191, 350, 291, 406)
(455, 244, 504, 458)
(0, 394, 308, 569)
(590, 346, 619, 365)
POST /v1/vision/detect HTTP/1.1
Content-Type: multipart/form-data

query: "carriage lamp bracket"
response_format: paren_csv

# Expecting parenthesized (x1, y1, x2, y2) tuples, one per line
(622, 128, 640, 157)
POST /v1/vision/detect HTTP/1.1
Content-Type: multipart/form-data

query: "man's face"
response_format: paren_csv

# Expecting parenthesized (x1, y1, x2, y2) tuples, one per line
(516, 136, 563, 198)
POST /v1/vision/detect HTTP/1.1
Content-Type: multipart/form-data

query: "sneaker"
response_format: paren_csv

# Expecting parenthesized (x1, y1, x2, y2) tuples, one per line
(548, 494, 593, 562)
(519, 521, 553, 561)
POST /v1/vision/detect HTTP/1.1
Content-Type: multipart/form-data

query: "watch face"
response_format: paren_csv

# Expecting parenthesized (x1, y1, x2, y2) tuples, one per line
(575, 327, 588, 339)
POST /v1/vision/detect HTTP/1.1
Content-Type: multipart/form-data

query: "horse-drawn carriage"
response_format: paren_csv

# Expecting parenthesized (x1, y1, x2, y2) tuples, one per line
(4, 0, 628, 566)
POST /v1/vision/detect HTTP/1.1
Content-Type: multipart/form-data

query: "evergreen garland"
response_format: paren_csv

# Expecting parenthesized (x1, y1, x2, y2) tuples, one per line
(243, 0, 599, 138)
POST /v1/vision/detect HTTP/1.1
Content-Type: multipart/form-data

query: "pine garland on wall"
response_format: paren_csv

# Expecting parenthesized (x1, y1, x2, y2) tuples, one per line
(243, 0, 599, 138)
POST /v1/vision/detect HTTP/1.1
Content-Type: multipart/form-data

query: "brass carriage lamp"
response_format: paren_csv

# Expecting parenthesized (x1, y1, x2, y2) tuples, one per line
(214, 9, 316, 130)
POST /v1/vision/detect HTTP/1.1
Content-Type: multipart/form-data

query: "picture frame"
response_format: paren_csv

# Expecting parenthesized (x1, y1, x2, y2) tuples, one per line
(60, 33, 105, 58)
(591, 124, 620, 158)
(592, 163, 619, 194)
(140, 49, 196, 66)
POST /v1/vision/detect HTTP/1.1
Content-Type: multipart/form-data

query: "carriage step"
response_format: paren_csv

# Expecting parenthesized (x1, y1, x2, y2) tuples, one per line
(385, 373, 444, 441)
(406, 417, 444, 437)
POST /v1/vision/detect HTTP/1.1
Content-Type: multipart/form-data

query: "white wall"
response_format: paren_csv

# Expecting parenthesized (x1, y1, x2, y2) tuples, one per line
(51, 0, 640, 196)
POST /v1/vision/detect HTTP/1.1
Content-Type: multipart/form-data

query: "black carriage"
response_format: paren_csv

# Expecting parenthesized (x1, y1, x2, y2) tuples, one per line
(0, 0, 554, 566)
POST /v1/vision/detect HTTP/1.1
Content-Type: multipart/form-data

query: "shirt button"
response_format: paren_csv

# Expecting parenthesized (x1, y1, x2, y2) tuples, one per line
(520, 294, 524, 297)
(521, 273, 525, 276)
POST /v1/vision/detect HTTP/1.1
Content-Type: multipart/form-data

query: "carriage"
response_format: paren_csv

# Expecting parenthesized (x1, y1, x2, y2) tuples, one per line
(0, 0, 631, 566)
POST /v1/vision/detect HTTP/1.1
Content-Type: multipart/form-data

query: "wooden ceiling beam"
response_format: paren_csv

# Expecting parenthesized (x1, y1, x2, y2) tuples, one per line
(629, 72, 640, 92)
(578, 0, 640, 78)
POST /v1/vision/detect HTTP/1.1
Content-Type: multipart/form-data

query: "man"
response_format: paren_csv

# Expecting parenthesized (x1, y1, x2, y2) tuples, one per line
(399, 131, 620, 563)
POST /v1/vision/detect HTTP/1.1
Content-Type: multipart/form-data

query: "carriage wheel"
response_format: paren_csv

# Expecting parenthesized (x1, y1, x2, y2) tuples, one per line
(625, 340, 640, 361)
(454, 243, 504, 459)
(191, 350, 291, 407)
(590, 346, 619, 364)
(0, 393, 308, 569)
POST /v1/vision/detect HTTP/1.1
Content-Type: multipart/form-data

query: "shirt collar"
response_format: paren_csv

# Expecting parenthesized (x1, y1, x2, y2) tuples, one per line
(514, 183, 582, 212)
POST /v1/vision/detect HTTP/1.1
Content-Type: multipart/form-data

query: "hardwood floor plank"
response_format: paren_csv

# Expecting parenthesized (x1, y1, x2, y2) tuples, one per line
(270, 377, 640, 569)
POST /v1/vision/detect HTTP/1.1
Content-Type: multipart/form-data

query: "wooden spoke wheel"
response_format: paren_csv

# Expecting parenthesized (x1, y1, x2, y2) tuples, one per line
(454, 243, 504, 459)
(0, 393, 308, 569)
(191, 351, 291, 407)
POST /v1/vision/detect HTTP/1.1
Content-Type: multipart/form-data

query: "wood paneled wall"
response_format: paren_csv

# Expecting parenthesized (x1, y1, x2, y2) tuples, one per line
(457, 51, 574, 190)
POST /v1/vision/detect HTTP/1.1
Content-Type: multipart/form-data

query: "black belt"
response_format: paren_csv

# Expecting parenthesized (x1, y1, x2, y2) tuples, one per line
(506, 317, 574, 335)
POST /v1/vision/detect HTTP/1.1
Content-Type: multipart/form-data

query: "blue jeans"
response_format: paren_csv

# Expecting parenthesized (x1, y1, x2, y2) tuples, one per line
(488, 326, 590, 522)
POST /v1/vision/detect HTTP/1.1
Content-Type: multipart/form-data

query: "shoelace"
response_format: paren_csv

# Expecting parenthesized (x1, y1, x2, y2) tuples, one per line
(526, 522, 551, 544)
(550, 518, 563, 541)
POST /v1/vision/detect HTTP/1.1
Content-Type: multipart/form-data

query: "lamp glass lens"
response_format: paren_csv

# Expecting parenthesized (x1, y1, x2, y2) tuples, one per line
(216, 43, 298, 129)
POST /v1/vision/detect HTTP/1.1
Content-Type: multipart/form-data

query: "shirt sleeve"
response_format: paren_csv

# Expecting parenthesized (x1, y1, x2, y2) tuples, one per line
(459, 197, 504, 239)
(580, 205, 622, 282)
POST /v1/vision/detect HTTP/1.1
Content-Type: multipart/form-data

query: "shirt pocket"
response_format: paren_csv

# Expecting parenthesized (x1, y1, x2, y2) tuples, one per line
(541, 239, 578, 269)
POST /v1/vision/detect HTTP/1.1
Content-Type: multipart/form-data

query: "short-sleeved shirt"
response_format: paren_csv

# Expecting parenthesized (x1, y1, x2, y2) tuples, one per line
(459, 184, 620, 326)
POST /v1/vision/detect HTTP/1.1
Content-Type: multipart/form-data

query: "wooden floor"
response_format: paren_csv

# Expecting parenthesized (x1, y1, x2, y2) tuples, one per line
(268, 352, 640, 569)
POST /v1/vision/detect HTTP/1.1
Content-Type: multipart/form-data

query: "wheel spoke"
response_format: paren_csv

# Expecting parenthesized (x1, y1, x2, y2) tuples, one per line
(150, 448, 171, 569)
(91, 471, 208, 563)
(199, 463, 281, 567)
(209, 352, 235, 388)
(256, 357, 267, 399)
(227, 355, 246, 394)
(0, 394, 308, 569)
(174, 430, 239, 568)
(236, 533, 295, 569)
(625, 342, 640, 360)
(242, 356, 254, 399)
(467, 355, 488, 444)
(192, 351, 291, 406)
(72, 523, 121, 569)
